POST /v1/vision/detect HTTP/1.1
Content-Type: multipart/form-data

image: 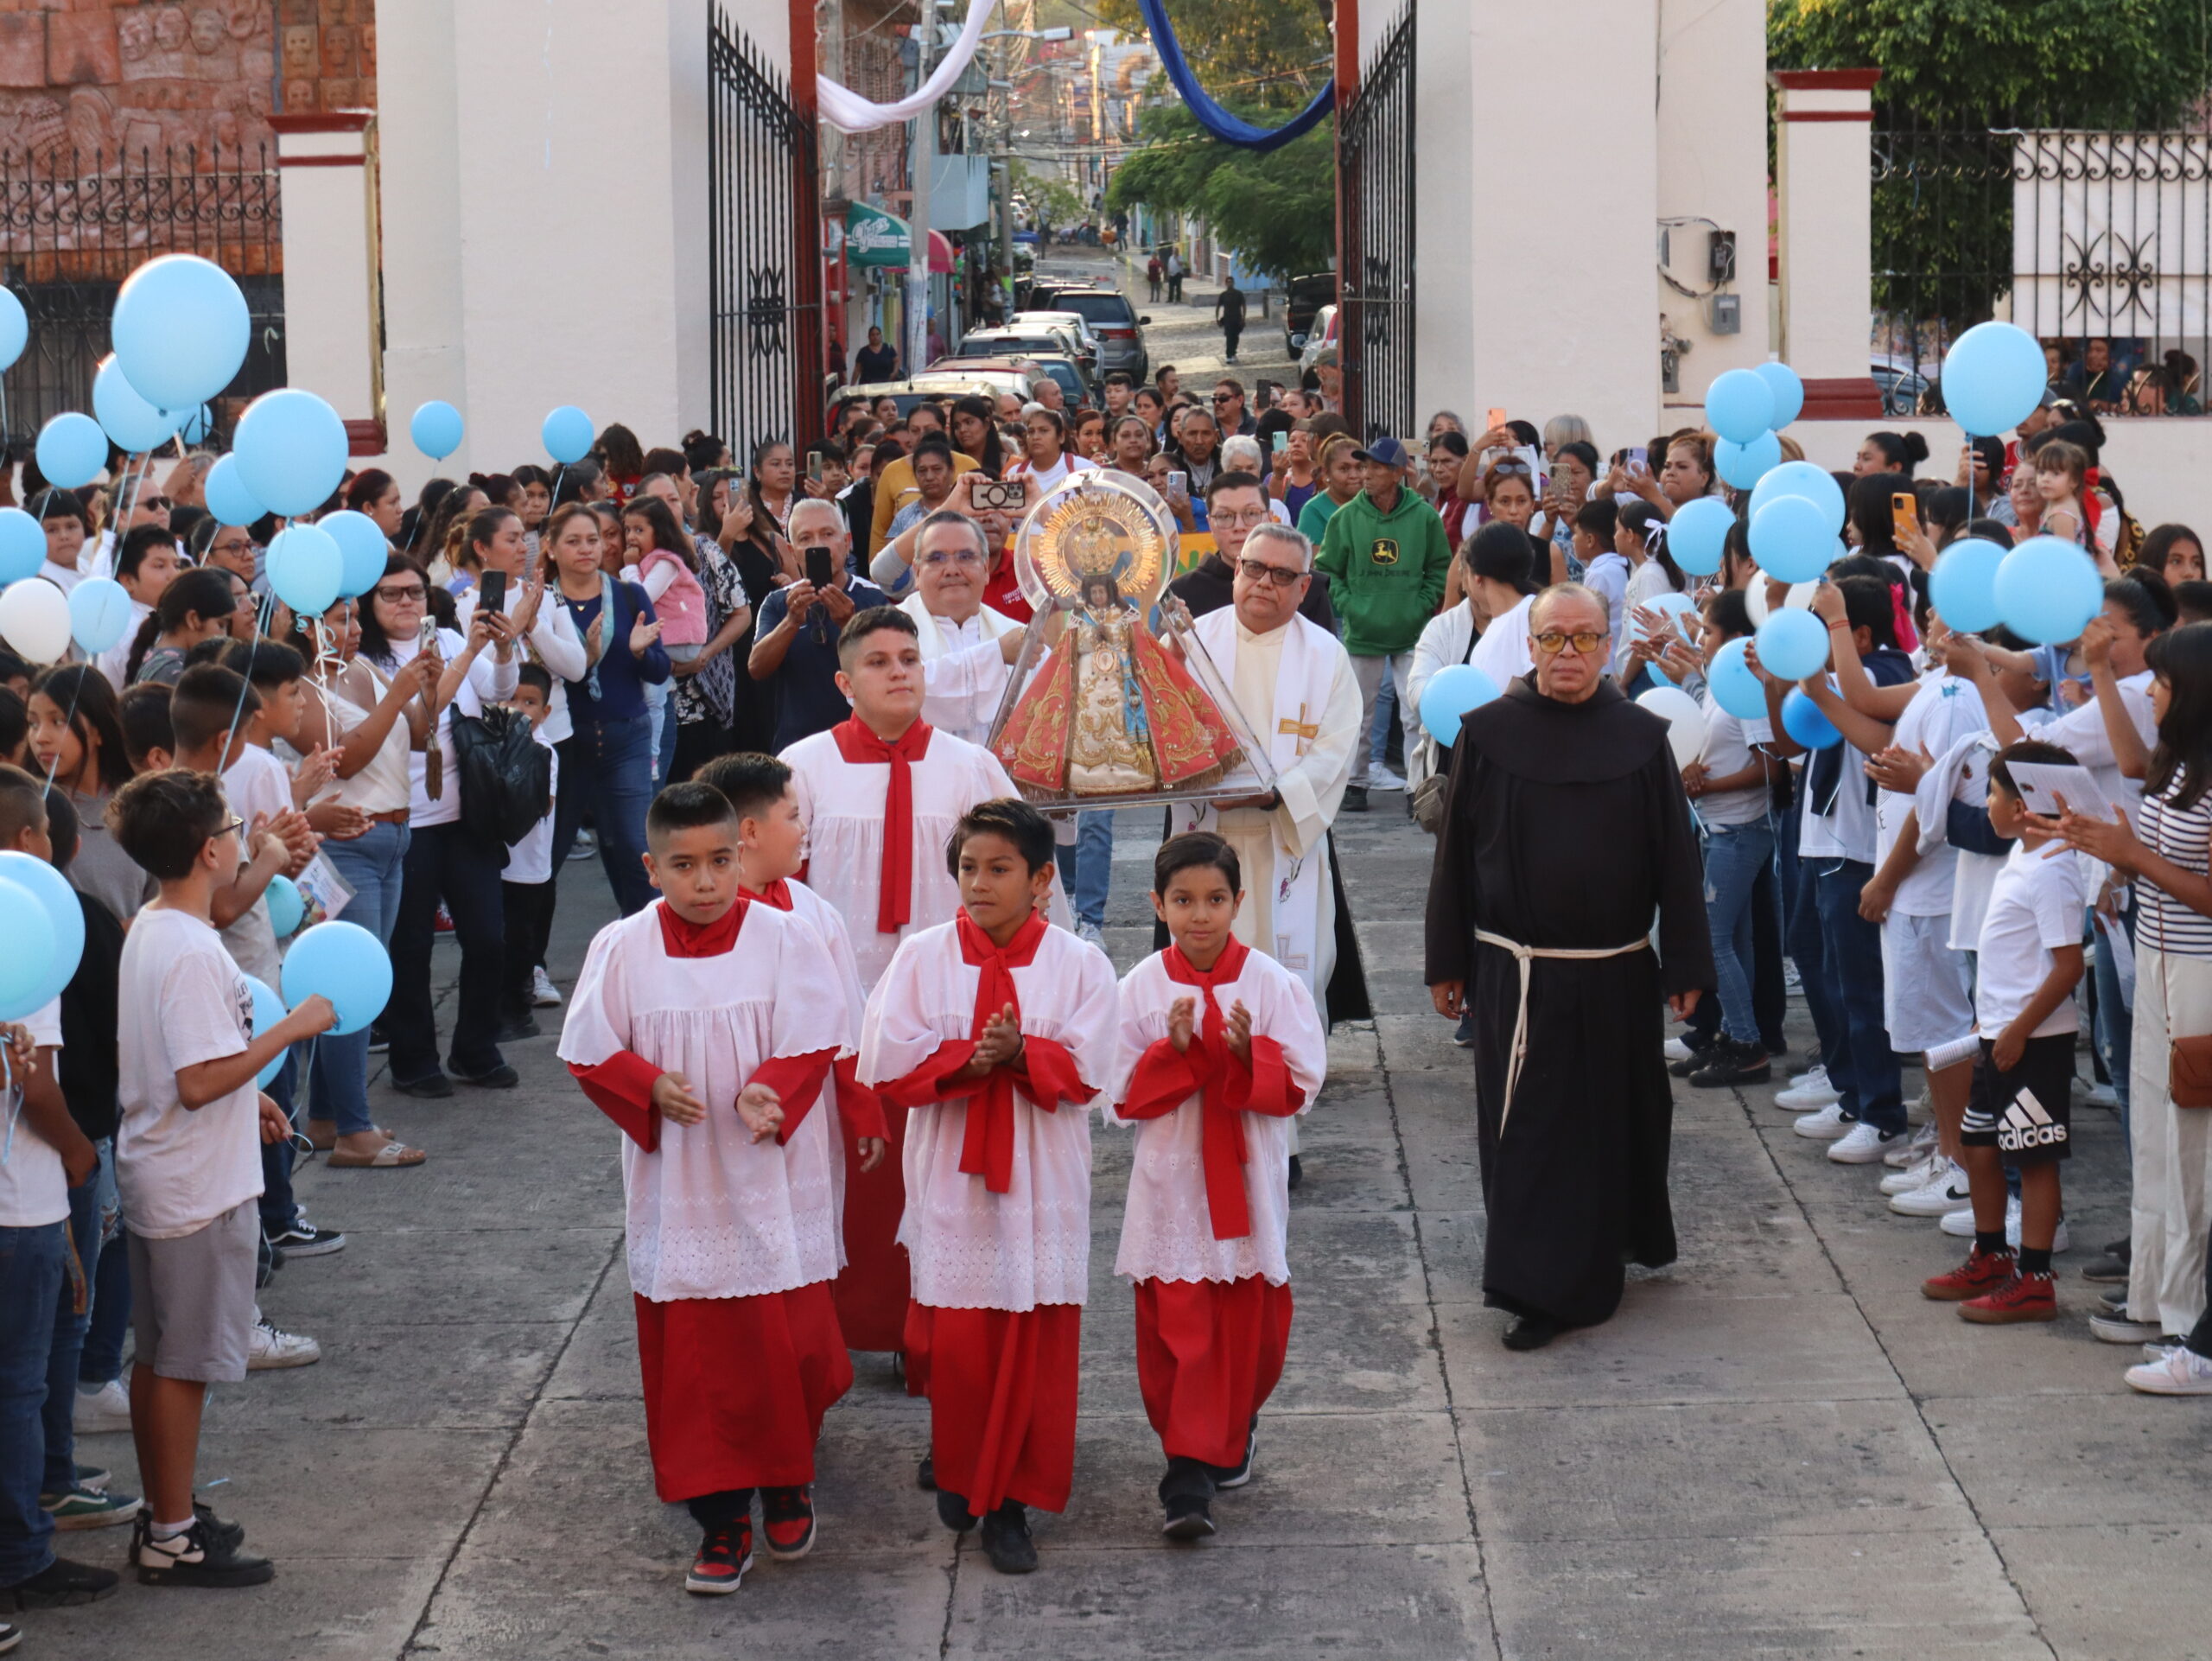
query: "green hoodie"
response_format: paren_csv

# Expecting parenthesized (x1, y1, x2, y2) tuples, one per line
(1313, 486, 1452, 656)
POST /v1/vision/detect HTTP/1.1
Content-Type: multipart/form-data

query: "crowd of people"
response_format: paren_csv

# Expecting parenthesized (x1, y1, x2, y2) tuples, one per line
(8, 344, 2212, 1637)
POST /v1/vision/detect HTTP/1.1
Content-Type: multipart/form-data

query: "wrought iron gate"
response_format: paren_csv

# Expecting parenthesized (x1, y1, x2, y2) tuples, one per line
(708, 5, 825, 452)
(1338, 3, 1414, 444)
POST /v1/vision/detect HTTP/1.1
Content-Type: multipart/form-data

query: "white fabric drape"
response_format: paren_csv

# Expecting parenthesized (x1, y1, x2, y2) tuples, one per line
(817, 0, 995, 135)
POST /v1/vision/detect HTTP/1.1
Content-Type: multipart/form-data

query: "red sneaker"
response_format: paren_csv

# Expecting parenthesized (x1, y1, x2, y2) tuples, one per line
(1922, 1246, 2015, 1301)
(1959, 1272, 2058, 1325)
(760, 1486, 817, 1561)
(685, 1517, 753, 1595)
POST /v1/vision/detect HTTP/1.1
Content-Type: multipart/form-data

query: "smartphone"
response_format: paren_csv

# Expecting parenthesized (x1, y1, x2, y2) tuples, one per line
(1486, 406, 1509, 435)
(1624, 445, 1649, 473)
(971, 477, 1024, 512)
(1891, 491, 1919, 540)
(1255, 378, 1276, 406)
(1271, 430, 1287, 454)
(807, 450, 824, 483)
(418, 618, 439, 652)
(805, 545, 834, 589)
(1166, 470, 1187, 498)
(477, 568, 507, 617)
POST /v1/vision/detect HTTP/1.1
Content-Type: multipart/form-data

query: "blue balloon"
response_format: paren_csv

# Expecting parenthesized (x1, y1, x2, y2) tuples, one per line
(1929, 537, 2007, 633)
(111, 254, 249, 412)
(1781, 687, 1842, 749)
(266, 524, 343, 617)
(542, 404, 594, 465)
(1714, 430, 1781, 490)
(0, 850, 82, 1013)
(35, 413, 105, 491)
(233, 388, 349, 518)
(1755, 607, 1830, 681)
(92, 354, 180, 454)
(411, 399, 464, 461)
(1669, 496, 1734, 576)
(1706, 367, 1776, 446)
(282, 919, 392, 1036)
(1995, 535, 2103, 645)
(264, 874, 303, 939)
(178, 404, 213, 445)
(1750, 493, 1835, 584)
(1748, 458, 1847, 535)
(242, 975, 288, 1089)
(0, 510, 41, 585)
(319, 509, 391, 599)
(67, 577, 133, 654)
(1707, 637, 1768, 719)
(1420, 663, 1502, 748)
(203, 454, 264, 527)
(0, 289, 24, 372)
(0, 878, 54, 1021)
(1942, 321, 2046, 437)
(1755, 360, 1805, 428)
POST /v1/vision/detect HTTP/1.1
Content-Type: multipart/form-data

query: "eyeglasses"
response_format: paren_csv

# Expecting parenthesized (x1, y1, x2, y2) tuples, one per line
(213, 816, 245, 842)
(1532, 630, 1608, 657)
(138, 496, 172, 511)
(1213, 507, 1271, 528)
(1488, 461, 1531, 476)
(1236, 557, 1306, 589)
(918, 549, 985, 569)
(375, 584, 428, 603)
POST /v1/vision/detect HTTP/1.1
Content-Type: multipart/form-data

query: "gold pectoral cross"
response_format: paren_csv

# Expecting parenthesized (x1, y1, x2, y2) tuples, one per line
(1278, 701, 1319, 753)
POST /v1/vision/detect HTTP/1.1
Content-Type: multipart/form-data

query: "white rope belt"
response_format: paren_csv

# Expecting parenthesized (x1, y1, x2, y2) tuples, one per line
(1474, 930, 1651, 1129)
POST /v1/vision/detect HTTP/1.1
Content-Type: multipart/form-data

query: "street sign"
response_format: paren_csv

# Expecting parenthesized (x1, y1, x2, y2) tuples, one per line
(846, 200, 912, 267)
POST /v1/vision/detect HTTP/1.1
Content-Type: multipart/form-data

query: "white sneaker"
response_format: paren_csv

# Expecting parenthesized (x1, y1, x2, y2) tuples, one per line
(1890, 1160, 1974, 1216)
(1792, 1103, 1851, 1140)
(2093, 1310, 2171, 1345)
(1879, 1148, 1943, 1195)
(2126, 1346, 2212, 1394)
(1370, 767, 1408, 792)
(1663, 1037, 1697, 1063)
(1940, 1204, 1977, 1238)
(1827, 1122, 1900, 1164)
(73, 1379, 130, 1435)
(2002, 1199, 2068, 1254)
(1777, 1068, 1841, 1110)
(1075, 920, 1107, 950)
(2088, 1082, 2120, 1108)
(1883, 1123, 1938, 1172)
(530, 966, 562, 1008)
(247, 1320, 321, 1371)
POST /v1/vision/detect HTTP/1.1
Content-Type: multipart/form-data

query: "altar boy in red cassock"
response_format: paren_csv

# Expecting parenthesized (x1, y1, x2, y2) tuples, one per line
(858, 798, 1120, 1575)
(1113, 831, 1326, 1541)
(558, 782, 858, 1599)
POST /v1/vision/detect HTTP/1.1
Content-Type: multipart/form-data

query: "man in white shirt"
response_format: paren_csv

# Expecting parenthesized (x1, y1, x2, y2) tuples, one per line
(897, 512, 1025, 748)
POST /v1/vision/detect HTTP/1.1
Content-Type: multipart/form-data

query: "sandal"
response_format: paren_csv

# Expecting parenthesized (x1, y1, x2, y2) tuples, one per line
(327, 1139, 427, 1169)
(304, 1121, 387, 1153)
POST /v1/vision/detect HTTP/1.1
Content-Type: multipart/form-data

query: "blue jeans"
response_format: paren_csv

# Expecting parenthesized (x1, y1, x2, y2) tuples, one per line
(45, 1168, 99, 1499)
(79, 1142, 126, 1389)
(553, 716, 658, 917)
(2094, 901, 2136, 1139)
(388, 822, 508, 1085)
(648, 679, 677, 784)
(1789, 850, 1840, 1066)
(1815, 858, 1905, 1135)
(1054, 810, 1113, 929)
(1702, 821, 1775, 1047)
(311, 820, 410, 1136)
(257, 1045, 304, 1236)
(0, 1220, 64, 1585)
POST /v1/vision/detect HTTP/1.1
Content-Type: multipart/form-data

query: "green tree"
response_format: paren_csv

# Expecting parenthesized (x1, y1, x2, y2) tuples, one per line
(1090, 0, 1332, 112)
(1009, 161, 1084, 231)
(1105, 102, 1335, 279)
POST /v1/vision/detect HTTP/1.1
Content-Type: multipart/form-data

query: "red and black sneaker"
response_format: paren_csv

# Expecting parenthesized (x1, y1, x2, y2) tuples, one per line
(1959, 1271, 2057, 1325)
(760, 1486, 817, 1562)
(685, 1517, 753, 1595)
(1922, 1246, 2015, 1302)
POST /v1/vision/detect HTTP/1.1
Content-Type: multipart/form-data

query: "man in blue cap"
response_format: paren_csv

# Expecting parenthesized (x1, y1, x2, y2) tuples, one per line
(1314, 436, 1453, 811)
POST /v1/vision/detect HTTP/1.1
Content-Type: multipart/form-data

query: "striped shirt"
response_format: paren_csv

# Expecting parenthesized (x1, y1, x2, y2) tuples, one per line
(2137, 773, 2212, 958)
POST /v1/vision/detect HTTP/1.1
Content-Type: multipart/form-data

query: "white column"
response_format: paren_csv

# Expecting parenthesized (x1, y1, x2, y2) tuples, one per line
(1771, 68, 1883, 418)
(373, 0, 464, 489)
(272, 114, 385, 455)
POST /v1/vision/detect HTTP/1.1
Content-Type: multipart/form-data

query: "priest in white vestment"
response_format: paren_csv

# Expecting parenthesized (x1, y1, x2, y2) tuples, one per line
(897, 512, 1025, 748)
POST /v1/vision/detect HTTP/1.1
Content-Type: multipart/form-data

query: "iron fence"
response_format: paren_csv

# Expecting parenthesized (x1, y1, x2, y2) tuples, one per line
(1870, 104, 2212, 417)
(0, 141, 284, 449)
(709, 4, 825, 452)
(1338, 3, 1414, 444)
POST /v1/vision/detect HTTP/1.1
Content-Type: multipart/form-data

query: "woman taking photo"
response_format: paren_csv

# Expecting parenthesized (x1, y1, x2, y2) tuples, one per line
(624, 492, 745, 783)
(1856, 430, 1930, 477)
(125, 566, 237, 685)
(543, 502, 671, 913)
(696, 467, 781, 754)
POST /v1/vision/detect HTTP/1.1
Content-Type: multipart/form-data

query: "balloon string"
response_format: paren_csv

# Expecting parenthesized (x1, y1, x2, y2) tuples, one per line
(0, 1045, 16, 1167)
(220, 589, 276, 761)
(40, 672, 85, 801)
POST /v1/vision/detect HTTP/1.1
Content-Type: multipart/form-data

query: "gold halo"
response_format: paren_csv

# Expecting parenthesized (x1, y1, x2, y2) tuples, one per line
(1030, 480, 1166, 602)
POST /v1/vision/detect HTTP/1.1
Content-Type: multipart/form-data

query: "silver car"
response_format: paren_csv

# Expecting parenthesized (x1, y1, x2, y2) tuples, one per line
(1012, 309, 1104, 365)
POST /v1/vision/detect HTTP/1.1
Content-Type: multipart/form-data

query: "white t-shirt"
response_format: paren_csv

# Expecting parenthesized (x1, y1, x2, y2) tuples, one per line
(504, 741, 560, 886)
(1008, 453, 1099, 493)
(1874, 675, 1990, 918)
(1974, 840, 2089, 1037)
(1695, 705, 1770, 827)
(114, 907, 263, 1239)
(0, 998, 67, 1228)
(220, 746, 294, 986)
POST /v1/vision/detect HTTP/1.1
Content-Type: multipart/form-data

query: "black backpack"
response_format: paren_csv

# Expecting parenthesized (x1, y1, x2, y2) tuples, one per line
(450, 704, 552, 853)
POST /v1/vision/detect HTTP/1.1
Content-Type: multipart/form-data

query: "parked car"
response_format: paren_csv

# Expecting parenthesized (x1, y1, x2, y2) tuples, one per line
(1298, 303, 1339, 376)
(1283, 273, 1335, 357)
(1012, 309, 1104, 365)
(957, 324, 1094, 373)
(927, 353, 1096, 410)
(1871, 355, 1934, 417)
(836, 368, 1038, 422)
(1023, 283, 1149, 380)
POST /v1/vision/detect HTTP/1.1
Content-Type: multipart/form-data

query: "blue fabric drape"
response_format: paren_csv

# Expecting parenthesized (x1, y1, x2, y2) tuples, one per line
(1135, 0, 1334, 153)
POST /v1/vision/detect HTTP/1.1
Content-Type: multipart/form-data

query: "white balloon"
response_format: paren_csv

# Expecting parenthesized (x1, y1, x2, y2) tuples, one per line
(1745, 578, 1821, 626)
(0, 577, 73, 664)
(1637, 685, 1707, 771)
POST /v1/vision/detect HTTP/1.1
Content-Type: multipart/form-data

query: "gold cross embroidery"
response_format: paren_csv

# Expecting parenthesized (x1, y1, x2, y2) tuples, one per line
(1277, 702, 1318, 748)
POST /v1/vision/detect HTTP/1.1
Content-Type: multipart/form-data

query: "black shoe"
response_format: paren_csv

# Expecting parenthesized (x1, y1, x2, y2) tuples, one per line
(0, 1619, 18, 1652)
(1667, 1041, 1717, 1078)
(1503, 1314, 1564, 1352)
(916, 1454, 937, 1492)
(1689, 1039, 1771, 1089)
(1159, 1457, 1217, 1541)
(367, 1025, 390, 1054)
(3, 1556, 120, 1608)
(979, 1502, 1038, 1574)
(2082, 1251, 2130, 1284)
(494, 1014, 541, 1043)
(194, 1500, 245, 1554)
(1209, 1418, 1258, 1489)
(266, 1217, 346, 1258)
(131, 1512, 274, 1588)
(1453, 1009, 1476, 1048)
(1286, 1155, 1303, 1191)
(392, 1072, 454, 1099)
(454, 1064, 519, 1090)
(1340, 785, 1370, 813)
(935, 1487, 976, 1533)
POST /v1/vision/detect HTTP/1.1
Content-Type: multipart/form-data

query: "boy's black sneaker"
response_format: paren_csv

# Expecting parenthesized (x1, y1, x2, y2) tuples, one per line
(1286, 1155, 1303, 1191)
(1689, 1039, 1771, 1089)
(0, 1619, 18, 1653)
(2082, 1238, 2131, 1283)
(1209, 1418, 1258, 1489)
(979, 1502, 1037, 1574)
(266, 1217, 346, 1258)
(760, 1486, 816, 1561)
(1668, 1041, 1718, 1079)
(131, 1511, 275, 1588)
(495, 1014, 541, 1044)
(194, 1499, 245, 1553)
(1340, 785, 1370, 813)
(1160, 1458, 1217, 1541)
(454, 1064, 520, 1090)
(916, 1454, 937, 1491)
(935, 1487, 976, 1534)
(3, 1556, 119, 1608)
(684, 1517, 753, 1595)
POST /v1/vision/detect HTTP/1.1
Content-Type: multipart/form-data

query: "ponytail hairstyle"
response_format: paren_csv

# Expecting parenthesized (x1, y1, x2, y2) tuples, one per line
(1704, 585, 1755, 640)
(125, 567, 237, 685)
(1862, 430, 1930, 476)
(345, 468, 396, 514)
(621, 494, 696, 573)
(1618, 498, 1686, 591)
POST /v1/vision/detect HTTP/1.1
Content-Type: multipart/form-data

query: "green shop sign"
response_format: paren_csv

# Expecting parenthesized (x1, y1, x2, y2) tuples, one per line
(846, 201, 912, 268)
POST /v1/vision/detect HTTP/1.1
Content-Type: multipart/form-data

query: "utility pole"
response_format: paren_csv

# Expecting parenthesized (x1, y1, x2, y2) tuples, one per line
(906, 3, 937, 381)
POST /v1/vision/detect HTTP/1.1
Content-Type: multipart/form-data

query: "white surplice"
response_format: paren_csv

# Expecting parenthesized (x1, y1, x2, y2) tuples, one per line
(1109, 949, 1328, 1287)
(899, 593, 1023, 748)
(557, 901, 854, 1303)
(783, 723, 1067, 991)
(857, 920, 1122, 1311)
(1172, 608, 1361, 1000)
